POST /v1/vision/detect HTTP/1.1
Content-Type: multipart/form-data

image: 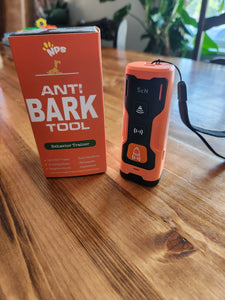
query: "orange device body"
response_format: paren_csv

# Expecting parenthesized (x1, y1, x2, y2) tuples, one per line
(120, 61, 175, 186)
(9, 27, 106, 178)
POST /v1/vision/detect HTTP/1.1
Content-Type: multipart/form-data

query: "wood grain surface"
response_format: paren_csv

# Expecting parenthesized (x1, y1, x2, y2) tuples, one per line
(0, 44, 225, 300)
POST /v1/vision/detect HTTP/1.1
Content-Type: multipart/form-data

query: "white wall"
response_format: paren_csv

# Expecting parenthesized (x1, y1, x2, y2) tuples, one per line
(67, 0, 148, 52)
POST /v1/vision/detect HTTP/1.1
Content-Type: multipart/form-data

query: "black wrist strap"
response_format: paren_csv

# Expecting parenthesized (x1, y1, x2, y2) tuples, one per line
(152, 59, 225, 160)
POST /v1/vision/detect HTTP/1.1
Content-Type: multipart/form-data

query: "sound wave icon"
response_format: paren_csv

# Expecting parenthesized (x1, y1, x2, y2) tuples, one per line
(134, 128, 144, 135)
(136, 106, 144, 114)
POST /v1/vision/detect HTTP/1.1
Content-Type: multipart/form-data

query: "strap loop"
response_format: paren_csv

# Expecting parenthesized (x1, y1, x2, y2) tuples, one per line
(152, 59, 225, 159)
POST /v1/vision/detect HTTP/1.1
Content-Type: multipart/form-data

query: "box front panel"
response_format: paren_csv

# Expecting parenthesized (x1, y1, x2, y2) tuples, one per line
(9, 31, 106, 177)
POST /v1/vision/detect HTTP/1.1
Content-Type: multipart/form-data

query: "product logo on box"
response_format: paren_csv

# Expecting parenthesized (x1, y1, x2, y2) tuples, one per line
(42, 41, 67, 57)
(24, 41, 99, 134)
(26, 84, 99, 133)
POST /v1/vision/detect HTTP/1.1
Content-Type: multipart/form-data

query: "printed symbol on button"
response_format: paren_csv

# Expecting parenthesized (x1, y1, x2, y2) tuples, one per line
(134, 128, 144, 135)
(132, 147, 141, 162)
(127, 143, 147, 163)
(136, 105, 144, 114)
(135, 102, 147, 117)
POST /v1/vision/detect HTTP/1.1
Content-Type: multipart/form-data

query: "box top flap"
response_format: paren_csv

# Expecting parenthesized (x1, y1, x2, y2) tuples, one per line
(10, 26, 99, 37)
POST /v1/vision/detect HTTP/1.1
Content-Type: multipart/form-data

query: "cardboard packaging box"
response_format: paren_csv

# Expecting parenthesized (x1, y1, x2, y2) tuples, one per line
(9, 27, 106, 177)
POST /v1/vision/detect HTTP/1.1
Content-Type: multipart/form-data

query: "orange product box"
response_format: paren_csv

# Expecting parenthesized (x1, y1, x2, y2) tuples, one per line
(9, 27, 106, 177)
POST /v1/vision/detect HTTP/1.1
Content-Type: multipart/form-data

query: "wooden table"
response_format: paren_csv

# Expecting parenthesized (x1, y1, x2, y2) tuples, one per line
(1, 43, 225, 299)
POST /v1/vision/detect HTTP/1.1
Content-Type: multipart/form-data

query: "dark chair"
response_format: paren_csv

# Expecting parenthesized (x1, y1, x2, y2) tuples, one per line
(193, 0, 225, 62)
(210, 57, 225, 65)
(76, 18, 127, 50)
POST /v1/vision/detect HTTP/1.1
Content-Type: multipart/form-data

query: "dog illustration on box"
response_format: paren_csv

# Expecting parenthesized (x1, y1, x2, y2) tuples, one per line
(47, 60, 62, 74)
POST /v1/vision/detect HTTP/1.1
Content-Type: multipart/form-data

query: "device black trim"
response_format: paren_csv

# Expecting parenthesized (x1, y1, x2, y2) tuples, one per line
(120, 170, 160, 186)
(122, 74, 168, 170)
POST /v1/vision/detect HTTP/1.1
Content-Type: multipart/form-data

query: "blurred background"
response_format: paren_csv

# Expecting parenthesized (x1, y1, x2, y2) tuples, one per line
(1, 0, 225, 61)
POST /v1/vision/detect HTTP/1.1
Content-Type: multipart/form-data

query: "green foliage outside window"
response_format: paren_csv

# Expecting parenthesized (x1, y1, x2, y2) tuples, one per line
(99, 0, 225, 57)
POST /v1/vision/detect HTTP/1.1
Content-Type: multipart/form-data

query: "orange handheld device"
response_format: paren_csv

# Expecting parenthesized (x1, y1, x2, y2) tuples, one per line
(120, 61, 175, 186)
